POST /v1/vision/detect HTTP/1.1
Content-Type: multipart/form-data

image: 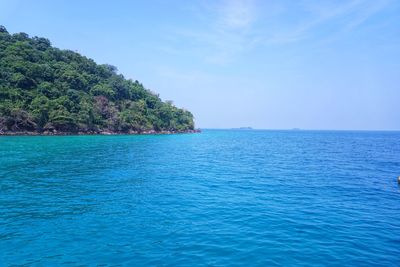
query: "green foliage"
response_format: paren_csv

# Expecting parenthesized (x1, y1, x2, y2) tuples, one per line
(0, 26, 195, 133)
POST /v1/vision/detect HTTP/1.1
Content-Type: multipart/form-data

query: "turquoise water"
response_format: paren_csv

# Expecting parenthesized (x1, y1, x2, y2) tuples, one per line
(1, 130, 400, 266)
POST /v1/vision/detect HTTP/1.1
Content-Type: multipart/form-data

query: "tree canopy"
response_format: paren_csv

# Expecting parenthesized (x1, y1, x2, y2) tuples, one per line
(0, 26, 195, 134)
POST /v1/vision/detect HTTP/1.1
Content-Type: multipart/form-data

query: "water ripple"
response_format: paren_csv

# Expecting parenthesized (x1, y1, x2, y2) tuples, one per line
(1, 130, 400, 266)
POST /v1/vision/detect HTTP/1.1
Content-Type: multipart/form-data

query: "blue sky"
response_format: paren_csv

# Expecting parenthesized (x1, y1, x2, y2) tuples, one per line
(1, 0, 399, 130)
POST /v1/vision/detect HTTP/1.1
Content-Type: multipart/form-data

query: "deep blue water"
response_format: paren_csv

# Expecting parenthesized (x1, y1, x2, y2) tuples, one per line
(1, 130, 400, 266)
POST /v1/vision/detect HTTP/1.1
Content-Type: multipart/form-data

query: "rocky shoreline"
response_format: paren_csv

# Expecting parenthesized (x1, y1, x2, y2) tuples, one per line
(0, 129, 201, 136)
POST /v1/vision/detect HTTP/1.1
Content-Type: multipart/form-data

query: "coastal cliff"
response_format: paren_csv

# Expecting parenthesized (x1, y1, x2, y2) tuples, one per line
(0, 26, 196, 135)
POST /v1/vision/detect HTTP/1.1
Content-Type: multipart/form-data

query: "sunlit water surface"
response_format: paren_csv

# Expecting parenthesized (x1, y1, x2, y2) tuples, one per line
(1, 130, 400, 266)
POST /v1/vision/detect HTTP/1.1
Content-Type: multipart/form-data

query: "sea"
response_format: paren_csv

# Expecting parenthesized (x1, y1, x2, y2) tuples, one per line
(1, 129, 399, 266)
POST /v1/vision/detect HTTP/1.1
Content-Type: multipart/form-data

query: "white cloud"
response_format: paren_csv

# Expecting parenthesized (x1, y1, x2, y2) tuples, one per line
(267, 0, 393, 44)
(217, 0, 256, 30)
(161, 0, 260, 64)
(163, 0, 393, 64)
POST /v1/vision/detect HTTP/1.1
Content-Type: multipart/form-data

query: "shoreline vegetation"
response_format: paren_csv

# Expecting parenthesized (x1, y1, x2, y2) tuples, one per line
(0, 129, 201, 136)
(0, 26, 196, 135)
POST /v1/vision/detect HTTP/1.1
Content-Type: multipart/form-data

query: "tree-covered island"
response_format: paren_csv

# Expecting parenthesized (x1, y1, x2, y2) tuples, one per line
(0, 26, 197, 135)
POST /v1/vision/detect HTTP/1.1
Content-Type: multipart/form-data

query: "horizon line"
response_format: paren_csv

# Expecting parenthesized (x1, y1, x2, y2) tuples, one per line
(199, 128, 400, 132)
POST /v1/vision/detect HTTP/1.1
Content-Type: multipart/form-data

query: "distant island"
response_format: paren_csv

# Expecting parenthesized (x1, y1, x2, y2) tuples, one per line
(0, 26, 197, 135)
(232, 127, 253, 130)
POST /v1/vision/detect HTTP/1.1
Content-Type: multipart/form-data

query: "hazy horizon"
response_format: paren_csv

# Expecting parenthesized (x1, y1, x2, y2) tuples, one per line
(203, 127, 400, 131)
(1, 0, 399, 130)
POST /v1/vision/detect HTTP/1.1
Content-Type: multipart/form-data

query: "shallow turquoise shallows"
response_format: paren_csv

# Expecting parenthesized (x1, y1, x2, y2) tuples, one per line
(1, 130, 400, 266)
